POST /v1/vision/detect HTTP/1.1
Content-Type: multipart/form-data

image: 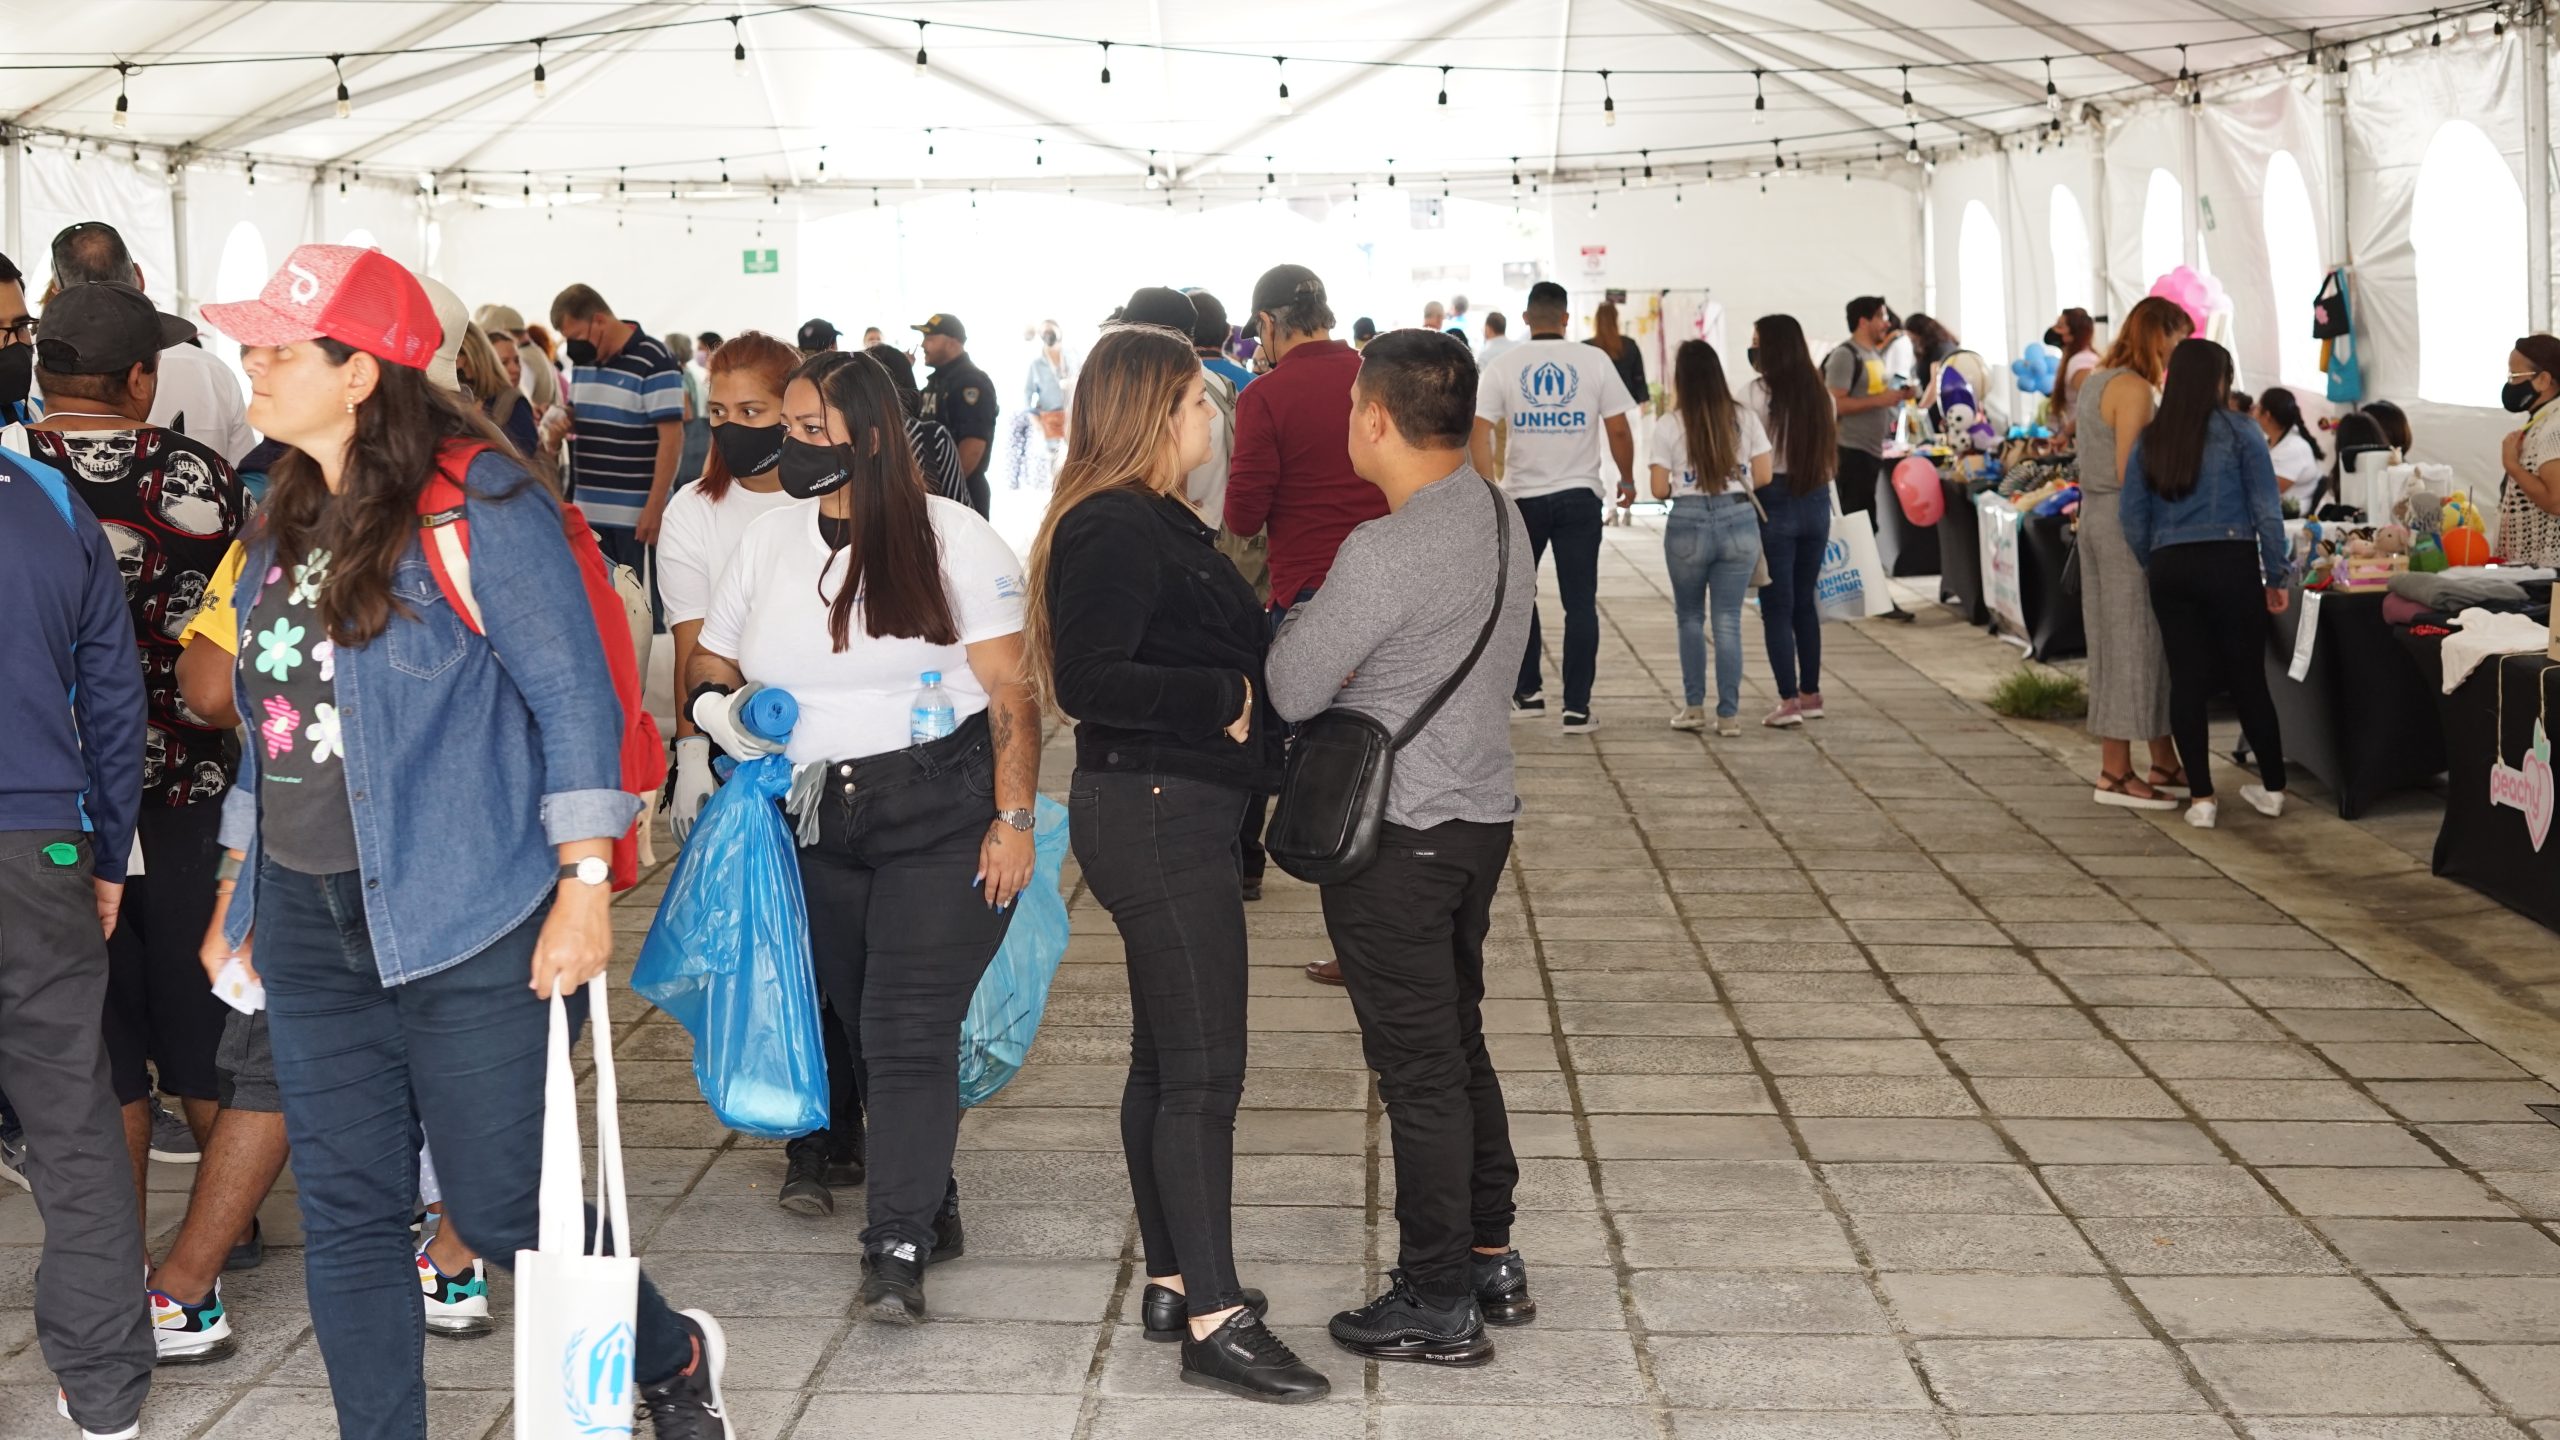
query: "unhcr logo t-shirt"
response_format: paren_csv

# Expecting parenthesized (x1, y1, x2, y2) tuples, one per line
(1475, 338, 1642, 502)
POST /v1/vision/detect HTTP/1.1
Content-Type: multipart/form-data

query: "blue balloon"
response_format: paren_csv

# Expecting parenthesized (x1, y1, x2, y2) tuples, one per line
(2009, 342, 2062, 396)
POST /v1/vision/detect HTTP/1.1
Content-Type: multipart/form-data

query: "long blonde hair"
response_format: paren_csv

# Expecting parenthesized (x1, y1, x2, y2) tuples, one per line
(1023, 324, 1205, 714)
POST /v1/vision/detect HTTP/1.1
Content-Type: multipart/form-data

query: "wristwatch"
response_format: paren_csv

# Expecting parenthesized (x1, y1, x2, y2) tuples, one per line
(558, 856, 612, 888)
(993, 808, 1037, 833)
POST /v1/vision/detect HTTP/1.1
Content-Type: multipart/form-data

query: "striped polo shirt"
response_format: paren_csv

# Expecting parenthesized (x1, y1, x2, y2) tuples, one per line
(566, 324, 685, 529)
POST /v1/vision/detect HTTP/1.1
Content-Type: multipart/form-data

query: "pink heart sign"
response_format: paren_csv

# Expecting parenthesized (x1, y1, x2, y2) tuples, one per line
(2488, 720, 2554, 853)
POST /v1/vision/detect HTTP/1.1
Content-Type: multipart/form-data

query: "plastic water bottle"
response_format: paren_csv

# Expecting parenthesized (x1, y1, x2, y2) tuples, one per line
(911, 672, 957, 745)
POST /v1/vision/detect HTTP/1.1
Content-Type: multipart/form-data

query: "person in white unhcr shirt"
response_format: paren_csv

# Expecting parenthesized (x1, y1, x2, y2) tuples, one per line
(1467, 281, 1637, 734)
(690, 347, 1041, 1328)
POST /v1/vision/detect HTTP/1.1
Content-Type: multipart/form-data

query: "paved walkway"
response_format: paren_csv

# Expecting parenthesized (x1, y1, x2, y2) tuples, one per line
(9, 517, 2560, 1439)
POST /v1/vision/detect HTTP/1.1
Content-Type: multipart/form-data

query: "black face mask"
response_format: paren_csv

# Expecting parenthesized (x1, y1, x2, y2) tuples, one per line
(2042, 326, 2065, 349)
(712, 420, 785, 478)
(1041, 330, 1059, 346)
(776, 436, 853, 499)
(0, 344, 29, 419)
(1745, 345, 1761, 373)
(2504, 379, 2542, 414)
(564, 338, 599, 366)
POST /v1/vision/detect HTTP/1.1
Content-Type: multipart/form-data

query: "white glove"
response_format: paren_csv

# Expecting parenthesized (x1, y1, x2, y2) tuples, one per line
(669, 737, 717, 846)
(690, 684, 787, 763)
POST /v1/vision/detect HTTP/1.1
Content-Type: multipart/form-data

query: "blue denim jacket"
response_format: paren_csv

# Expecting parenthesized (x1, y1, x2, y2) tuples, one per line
(2121, 408, 2292, 582)
(219, 450, 640, 985)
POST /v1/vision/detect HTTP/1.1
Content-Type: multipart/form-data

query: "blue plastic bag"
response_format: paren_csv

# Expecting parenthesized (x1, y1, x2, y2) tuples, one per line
(632, 753, 828, 1137)
(957, 795, 1070, 1107)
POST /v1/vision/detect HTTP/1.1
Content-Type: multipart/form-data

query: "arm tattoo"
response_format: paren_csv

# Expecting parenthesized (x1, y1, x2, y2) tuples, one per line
(988, 684, 1041, 810)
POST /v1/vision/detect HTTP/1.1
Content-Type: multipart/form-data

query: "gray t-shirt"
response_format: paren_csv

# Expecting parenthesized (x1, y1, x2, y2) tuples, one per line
(1265, 463, 1535, 830)
(1823, 340, 1897, 457)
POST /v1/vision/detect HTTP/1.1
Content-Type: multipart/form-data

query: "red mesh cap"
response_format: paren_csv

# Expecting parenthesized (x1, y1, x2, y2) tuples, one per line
(199, 244, 443, 371)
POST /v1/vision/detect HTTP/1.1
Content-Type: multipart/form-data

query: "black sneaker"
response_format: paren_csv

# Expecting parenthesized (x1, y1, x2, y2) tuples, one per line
(1329, 1271, 1494, 1366)
(826, 1126, 866, 1189)
(1471, 1250, 1536, 1326)
(1560, 710, 1598, 735)
(1239, 874, 1264, 903)
(1143, 1284, 1269, 1342)
(225, 1219, 264, 1272)
(1509, 693, 1546, 721)
(778, 1134, 833, 1217)
(636, 1309, 733, 1438)
(1180, 1308, 1331, 1403)
(930, 1183, 964, 1264)
(860, 1242, 927, 1324)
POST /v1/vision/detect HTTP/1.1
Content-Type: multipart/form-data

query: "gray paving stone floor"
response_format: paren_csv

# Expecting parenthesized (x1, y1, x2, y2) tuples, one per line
(9, 518, 2560, 1438)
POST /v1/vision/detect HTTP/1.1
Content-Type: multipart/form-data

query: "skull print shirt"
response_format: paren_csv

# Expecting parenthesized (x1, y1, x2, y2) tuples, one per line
(25, 426, 246, 807)
(240, 540, 360, 876)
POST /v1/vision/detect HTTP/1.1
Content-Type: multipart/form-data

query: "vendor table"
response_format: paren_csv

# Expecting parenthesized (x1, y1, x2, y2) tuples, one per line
(2016, 509, 2085, 662)
(1936, 477, 1987, 624)
(2262, 588, 2448, 820)
(2431, 650, 2560, 933)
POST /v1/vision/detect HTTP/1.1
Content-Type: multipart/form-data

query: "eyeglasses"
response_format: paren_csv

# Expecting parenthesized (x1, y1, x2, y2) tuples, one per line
(0, 316, 34, 348)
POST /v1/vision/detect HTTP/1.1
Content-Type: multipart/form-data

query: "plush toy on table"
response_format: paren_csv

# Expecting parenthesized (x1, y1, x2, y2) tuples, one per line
(1934, 363, 2001, 453)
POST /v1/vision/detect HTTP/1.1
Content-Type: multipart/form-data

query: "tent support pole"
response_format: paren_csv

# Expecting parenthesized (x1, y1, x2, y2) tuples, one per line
(2181, 98, 2202, 271)
(1919, 166, 1937, 316)
(2525, 12, 2554, 331)
(2090, 132, 2113, 322)
(3, 126, 21, 268)
(2323, 64, 2350, 272)
(170, 163, 192, 320)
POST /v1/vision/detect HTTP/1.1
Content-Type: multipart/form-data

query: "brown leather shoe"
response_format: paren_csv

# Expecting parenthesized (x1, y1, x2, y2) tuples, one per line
(1305, 959, 1345, 986)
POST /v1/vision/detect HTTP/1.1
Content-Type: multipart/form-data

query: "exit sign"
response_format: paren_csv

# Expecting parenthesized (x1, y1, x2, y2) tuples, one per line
(742, 248, 779, 274)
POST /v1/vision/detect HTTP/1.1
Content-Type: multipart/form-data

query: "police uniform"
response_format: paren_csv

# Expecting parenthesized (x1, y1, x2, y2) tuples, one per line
(914, 314, 999, 517)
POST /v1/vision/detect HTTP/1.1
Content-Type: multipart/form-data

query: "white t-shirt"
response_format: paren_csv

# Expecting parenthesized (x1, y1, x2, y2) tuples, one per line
(1474, 337, 1640, 501)
(1649, 407, 1772, 497)
(699, 496, 1027, 764)
(150, 341, 258, 467)
(2268, 431, 2325, 501)
(657, 478, 801, 626)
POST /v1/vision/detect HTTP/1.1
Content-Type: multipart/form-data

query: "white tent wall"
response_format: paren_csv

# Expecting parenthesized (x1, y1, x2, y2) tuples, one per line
(12, 146, 175, 302)
(2194, 80, 2333, 396)
(433, 203, 801, 344)
(1545, 175, 1922, 361)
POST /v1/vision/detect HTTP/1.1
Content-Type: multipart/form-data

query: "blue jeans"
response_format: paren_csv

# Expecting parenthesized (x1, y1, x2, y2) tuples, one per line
(1512, 488, 1604, 713)
(1757, 482, 1830, 699)
(1664, 494, 1763, 715)
(256, 863, 694, 1440)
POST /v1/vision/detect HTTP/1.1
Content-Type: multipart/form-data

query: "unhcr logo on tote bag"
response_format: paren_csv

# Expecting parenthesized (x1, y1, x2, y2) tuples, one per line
(561, 1322, 636, 1434)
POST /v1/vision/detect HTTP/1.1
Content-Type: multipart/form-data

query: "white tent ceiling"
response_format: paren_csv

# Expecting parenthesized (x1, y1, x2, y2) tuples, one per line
(1, 0, 2489, 206)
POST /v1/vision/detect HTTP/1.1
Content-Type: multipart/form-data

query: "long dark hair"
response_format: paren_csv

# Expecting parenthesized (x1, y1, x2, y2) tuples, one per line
(1671, 340, 1741, 494)
(2363, 398, 2411, 453)
(2138, 339, 2234, 503)
(1903, 314, 1957, 366)
(2057, 307, 2096, 361)
(1591, 301, 1627, 359)
(260, 339, 516, 647)
(698, 331, 799, 501)
(790, 349, 957, 653)
(2257, 387, 2322, 460)
(1752, 314, 1837, 497)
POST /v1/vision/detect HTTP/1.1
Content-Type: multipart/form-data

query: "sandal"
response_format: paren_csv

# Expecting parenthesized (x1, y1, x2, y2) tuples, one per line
(2093, 770, 2179, 811)
(2145, 765, 2192, 797)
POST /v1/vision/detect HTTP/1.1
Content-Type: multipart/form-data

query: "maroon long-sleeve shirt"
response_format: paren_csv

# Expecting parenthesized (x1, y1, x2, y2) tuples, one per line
(1221, 338, 1388, 607)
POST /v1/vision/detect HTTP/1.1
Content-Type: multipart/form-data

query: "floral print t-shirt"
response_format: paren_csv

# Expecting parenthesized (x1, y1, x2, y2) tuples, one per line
(241, 542, 360, 875)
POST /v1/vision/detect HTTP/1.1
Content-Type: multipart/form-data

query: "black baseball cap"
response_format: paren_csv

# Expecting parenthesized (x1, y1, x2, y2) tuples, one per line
(1250, 264, 1324, 318)
(1120, 286, 1196, 332)
(1184, 289, 1229, 349)
(912, 313, 967, 343)
(1526, 281, 1570, 310)
(35, 281, 193, 374)
(0, 249, 20, 286)
(797, 317, 840, 350)
(1351, 316, 1378, 342)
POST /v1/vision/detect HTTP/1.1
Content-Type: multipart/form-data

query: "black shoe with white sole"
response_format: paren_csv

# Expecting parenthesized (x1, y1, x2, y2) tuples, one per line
(1560, 710, 1597, 734)
(1143, 1284, 1269, 1341)
(777, 1134, 833, 1217)
(1329, 1271, 1495, 1366)
(1510, 693, 1546, 720)
(860, 1242, 928, 1324)
(1180, 1308, 1331, 1403)
(636, 1309, 734, 1439)
(1471, 1249, 1536, 1326)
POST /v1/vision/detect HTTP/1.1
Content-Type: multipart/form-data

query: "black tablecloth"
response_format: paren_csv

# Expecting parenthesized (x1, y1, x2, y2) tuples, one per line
(2018, 511, 2084, 661)
(1873, 459, 1942, 578)
(2430, 649, 2560, 932)
(1936, 477, 1987, 624)
(2261, 589, 2447, 819)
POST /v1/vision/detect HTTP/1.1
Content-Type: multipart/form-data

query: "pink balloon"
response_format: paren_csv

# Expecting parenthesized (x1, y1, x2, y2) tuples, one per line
(2147, 265, 2225, 336)
(1892, 455, 1945, 526)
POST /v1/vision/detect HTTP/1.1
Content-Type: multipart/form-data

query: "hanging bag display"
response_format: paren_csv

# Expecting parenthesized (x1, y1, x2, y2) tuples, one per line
(1265, 478, 1512, 885)
(514, 975, 639, 1440)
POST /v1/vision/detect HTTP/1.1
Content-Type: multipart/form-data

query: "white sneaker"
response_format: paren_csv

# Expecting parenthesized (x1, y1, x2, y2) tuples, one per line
(2240, 784, 2285, 818)
(147, 1279, 234, 1364)
(419, 1249, 495, 1338)
(1669, 706, 1707, 731)
(2185, 798, 2219, 830)
(1715, 714, 1743, 737)
(57, 1390, 140, 1439)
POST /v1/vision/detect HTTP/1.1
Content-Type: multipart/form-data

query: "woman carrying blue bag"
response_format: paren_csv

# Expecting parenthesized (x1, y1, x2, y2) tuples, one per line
(688, 348, 1042, 1326)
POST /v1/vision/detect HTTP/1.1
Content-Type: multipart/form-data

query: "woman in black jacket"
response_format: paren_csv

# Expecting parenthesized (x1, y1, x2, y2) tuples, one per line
(1025, 323, 1328, 1405)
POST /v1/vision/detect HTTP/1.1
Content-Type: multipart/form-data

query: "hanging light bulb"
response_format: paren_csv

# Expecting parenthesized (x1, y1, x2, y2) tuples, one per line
(1642, 149, 1653, 183)
(1906, 127, 1922, 165)
(1674, 184, 1682, 206)
(1900, 65, 1915, 123)
(2430, 8, 2444, 45)
(1600, 68, 1616, 126)
(914, 20, 928, 75)
(2175, 44, 2191, 98)
(1099, 41, 1113, 84)
(817, 144, 828, 176)
(534, 39, 548, 99)
(617, 165, 626, 194)
(1387, 159, 1396, 187)
(1510, 155, 1521, 187)
(2043, 56, 2060, 115)
(730, 15, 748, 76)
(1268, 154, 1277, 185)
(720, 156, 730, 182)
(1752, 69, 1766, 124)
(113, 63, 131, 128)
(1034, 138, 1043, 167)
(1274, 56, 1289, 112)
(1146, 148, 1161, 189)
(1438, 65, 1451, 106)
(332, 53, 351, 119)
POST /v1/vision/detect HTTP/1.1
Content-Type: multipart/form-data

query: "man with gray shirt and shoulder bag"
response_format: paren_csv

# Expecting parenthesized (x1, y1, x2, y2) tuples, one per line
(1265, 330, 1538, 1368)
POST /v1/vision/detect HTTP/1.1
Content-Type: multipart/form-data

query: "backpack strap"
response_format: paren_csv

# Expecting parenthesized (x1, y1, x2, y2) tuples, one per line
(417, 440, 494, 635)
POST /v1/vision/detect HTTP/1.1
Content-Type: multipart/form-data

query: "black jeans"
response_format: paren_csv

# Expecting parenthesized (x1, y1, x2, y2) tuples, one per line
(1834, 447, 1885, 518)
(102, 800, 230, 1104)
(1512, 489, 1603, 713)
(2146, 540, 2286, 799)
(0, 832, 151, 1434)
(1070, 772, 1252, 1317)
(795, 713, 1013, 1253)
(1320, 819, 1519, 1304)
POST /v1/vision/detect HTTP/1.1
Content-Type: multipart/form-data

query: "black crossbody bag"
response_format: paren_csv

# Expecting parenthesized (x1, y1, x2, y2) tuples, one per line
(1265, 479, 1512, 885)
